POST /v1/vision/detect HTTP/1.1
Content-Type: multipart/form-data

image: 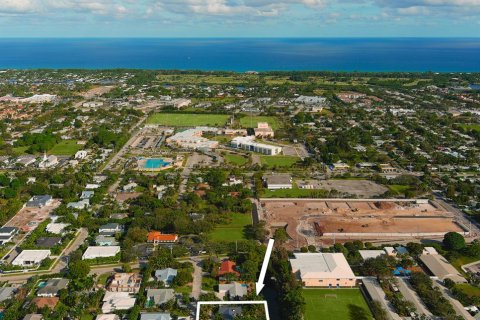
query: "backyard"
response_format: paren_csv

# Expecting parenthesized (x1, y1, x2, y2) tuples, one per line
(303, 289, 373, 320)
(209, 213, 252, 241)
(146, 113, 230, 127)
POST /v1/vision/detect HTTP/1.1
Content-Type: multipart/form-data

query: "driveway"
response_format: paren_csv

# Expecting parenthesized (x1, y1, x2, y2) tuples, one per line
(189, 257, 203, 300)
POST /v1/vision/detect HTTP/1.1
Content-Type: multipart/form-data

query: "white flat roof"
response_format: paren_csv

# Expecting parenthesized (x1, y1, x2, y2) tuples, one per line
(359, 250, 385, 260)
(12, 250, 50, 265)
(83, 246, 120, 260)
(290, 253, 355, 279)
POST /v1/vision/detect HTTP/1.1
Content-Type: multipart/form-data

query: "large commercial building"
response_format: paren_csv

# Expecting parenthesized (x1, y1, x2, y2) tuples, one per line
(290, 253, 356, 287)
(166, 127, 218, 151)
(231, 136, 282, 155)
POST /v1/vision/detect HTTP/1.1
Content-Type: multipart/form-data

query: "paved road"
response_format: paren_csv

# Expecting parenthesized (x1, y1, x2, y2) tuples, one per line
(433, 280, 474, 319)
(179, 153, 200, 195)
(433, 195, 480, 237)
(101, 115, 148, 173)
(397, 277, 432, 318)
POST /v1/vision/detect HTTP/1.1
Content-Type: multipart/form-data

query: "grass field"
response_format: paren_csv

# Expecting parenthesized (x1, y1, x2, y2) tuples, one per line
(455, 283, 480, 297)
(260, 155, 300, 168)
(147, 113, 230, 127)
(209, 213, 252, 241)
(263, 187, 327, 198)
(458, 124, 480, 132)
(239, 116, 282, 130)
(389, 184, 410, 195)
(49, 140, 81, 156)
(303, 289, 373, 320)
(224, 154, 248, 166)
(12, 146, 29, 155)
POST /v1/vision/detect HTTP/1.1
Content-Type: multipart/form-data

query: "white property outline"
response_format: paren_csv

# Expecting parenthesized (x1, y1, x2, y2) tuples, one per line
(196, 300, 270, 320)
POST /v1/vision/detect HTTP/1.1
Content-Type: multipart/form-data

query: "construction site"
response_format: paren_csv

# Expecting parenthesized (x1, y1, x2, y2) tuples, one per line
(258, 198, 470, 247)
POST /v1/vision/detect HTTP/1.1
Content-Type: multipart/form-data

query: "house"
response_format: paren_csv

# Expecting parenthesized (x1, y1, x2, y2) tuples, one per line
(145, 289, 175, 306)
(231, 136, 282, 155)
(358, 250, 385, 261)
(26, 195, 53, 208)
(422, 247, 438, 255)
(95, 315, 120, 320)
(218, 282, 248, 298)
(263, 174, 293, 190)
(419, 254, 467, 283)
(107, 273, 142, 293)
(32, 297, 59, 309)
(395, 246, 408, 255)
(99, 223, 124, 236)
(0, 227, 18, 244)
(254, 122, 275, 138)
(38, 154, 58, 169)
(0, 286, 16, 302)
(81, 190, 95, 199)
(101, 292, 136, 313)
(140, 313, 172, 320)
(16, 155, 37, 167)
(35, 237, 62, 248)
(82, 246, 120, 260)
(383, 247, 397, 256)
(290, 253, 356, 287)
(154, 268, 178, 285)
(23, 314, 43, 320)
(37, 278, 69, 297)
(95, 235, 119, 246)
(75, 150, 88, 160)
(331, 162, 350, 171)
(123, 182, 138, 192)
(147, 231, 178, 244)
(218, 260, 240, 277)
(45, 222, 69, 235)
(218, 306, 243, 320)
(12, 250, 51, 267)
(67, 199, 90, 210)
(85, 183, 101, 189)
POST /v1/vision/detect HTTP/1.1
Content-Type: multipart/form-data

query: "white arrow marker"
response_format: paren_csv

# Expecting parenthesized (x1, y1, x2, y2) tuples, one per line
(256, 238, 275, 295)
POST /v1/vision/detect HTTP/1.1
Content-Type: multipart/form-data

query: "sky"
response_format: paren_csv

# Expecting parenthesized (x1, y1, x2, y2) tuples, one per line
(0, 0, 479, 37)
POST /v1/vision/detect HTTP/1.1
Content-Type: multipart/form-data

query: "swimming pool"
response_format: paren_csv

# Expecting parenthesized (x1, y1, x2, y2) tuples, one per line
(144, 158, 171, 169)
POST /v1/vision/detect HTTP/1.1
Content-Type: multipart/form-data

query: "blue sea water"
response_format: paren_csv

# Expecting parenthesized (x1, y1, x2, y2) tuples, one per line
(0, 38, 479, 72)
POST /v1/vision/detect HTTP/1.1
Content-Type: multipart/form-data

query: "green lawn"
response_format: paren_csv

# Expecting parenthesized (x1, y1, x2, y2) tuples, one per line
(146, 113, 230, 127)
(12, 146, 29, 155)
(455, 283, 480, 297)
(202, 276, 217, 291)
(263, 187, 328, 198)
(209, 213, 252, 241)
(388, 185, 410, 195)
(49, 140, 81, 156)
(224, 154, 248, 166)
(239, 116, 282, 130)
(303, 289, 373, 320)
(458, 124, 480, 132)
(260, 155, 300, 168)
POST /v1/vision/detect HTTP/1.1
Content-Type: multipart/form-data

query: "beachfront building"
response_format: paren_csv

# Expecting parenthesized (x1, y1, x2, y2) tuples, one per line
(166, 127, 218, 151)
(231, 136, 282, 155)
(290, 253, 356, 287)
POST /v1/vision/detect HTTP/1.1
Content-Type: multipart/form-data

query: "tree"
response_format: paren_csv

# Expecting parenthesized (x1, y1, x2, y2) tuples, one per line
(68, 260, 90, 279)
(406, 242, 424, 257)
(274, 228, 289, 245)
(443, 232, 466, 251)
(371, 300, 389, 320)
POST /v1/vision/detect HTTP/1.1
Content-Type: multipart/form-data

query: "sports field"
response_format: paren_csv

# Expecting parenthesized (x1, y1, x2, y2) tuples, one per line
(49, 140, 81, 156)
(146, 113, 230, 127)
(303, 289, 373, 320)
(239, 116, 281, 130)
(224, 154, 248, 166)
(260, 155, 300, 168)
(210, 213, 252, 241)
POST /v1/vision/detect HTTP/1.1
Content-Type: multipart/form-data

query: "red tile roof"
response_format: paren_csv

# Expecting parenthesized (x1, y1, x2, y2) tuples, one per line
(218, 260, 240, 277)
(147, 231, 178, 242)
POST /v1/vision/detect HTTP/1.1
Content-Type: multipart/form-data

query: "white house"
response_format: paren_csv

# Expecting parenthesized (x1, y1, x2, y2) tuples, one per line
(12, 250, 51, 267)
(75, 150, 88, 160)
(101, 292, 136, 313)
(82, 246, 120, 260)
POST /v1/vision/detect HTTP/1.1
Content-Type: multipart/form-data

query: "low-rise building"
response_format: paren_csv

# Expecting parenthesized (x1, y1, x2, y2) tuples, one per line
(99, 223, 124, 236)
(12, 250, 51, 267)
(0, 227, 18, 244)
(95, 235, 119, 246)
(231, 136, 282, 155)
(358, 250, 385, 261)
(419, 254, 467, 283)
(107, 273, 142, 293)
(290, 253, 356, 287)
(0, 287, 16, 302)
(145, 289, 175, 306)
(45, 222, 69, 235)
(218, 260, 240, 278)
(32, 297, 59, 309)
(154, 268, 178, 285)
(35, 237, 62, 248)
(67, 199, 90, 210)
(263, 174, 292, 190)
(26, 195, 53, 208)
(147, 231, 178, 244)
(254, 122, 275, 138)
(101, 292, 136, 313)
(166, 127, 219, 151)
(140, 314, 172, 320)
(218, 282, 248, 298)
(95, 315, 120, 320)
(37, 278, 69, 297)
(82, 246, 120, 260)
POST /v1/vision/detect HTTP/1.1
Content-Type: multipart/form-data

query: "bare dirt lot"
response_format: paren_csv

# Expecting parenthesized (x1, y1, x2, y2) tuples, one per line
(260, 199, 465, 247)
(4, 199, 61, 232)
(297, 179, 389, 198)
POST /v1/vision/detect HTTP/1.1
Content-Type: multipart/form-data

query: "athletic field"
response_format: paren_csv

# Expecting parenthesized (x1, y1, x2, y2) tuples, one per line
(303, 289, 373, 320)
(146, 113, 230, 127)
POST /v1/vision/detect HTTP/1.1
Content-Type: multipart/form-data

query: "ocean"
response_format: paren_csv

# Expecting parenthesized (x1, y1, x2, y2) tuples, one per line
(0, 38, 479, 72)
